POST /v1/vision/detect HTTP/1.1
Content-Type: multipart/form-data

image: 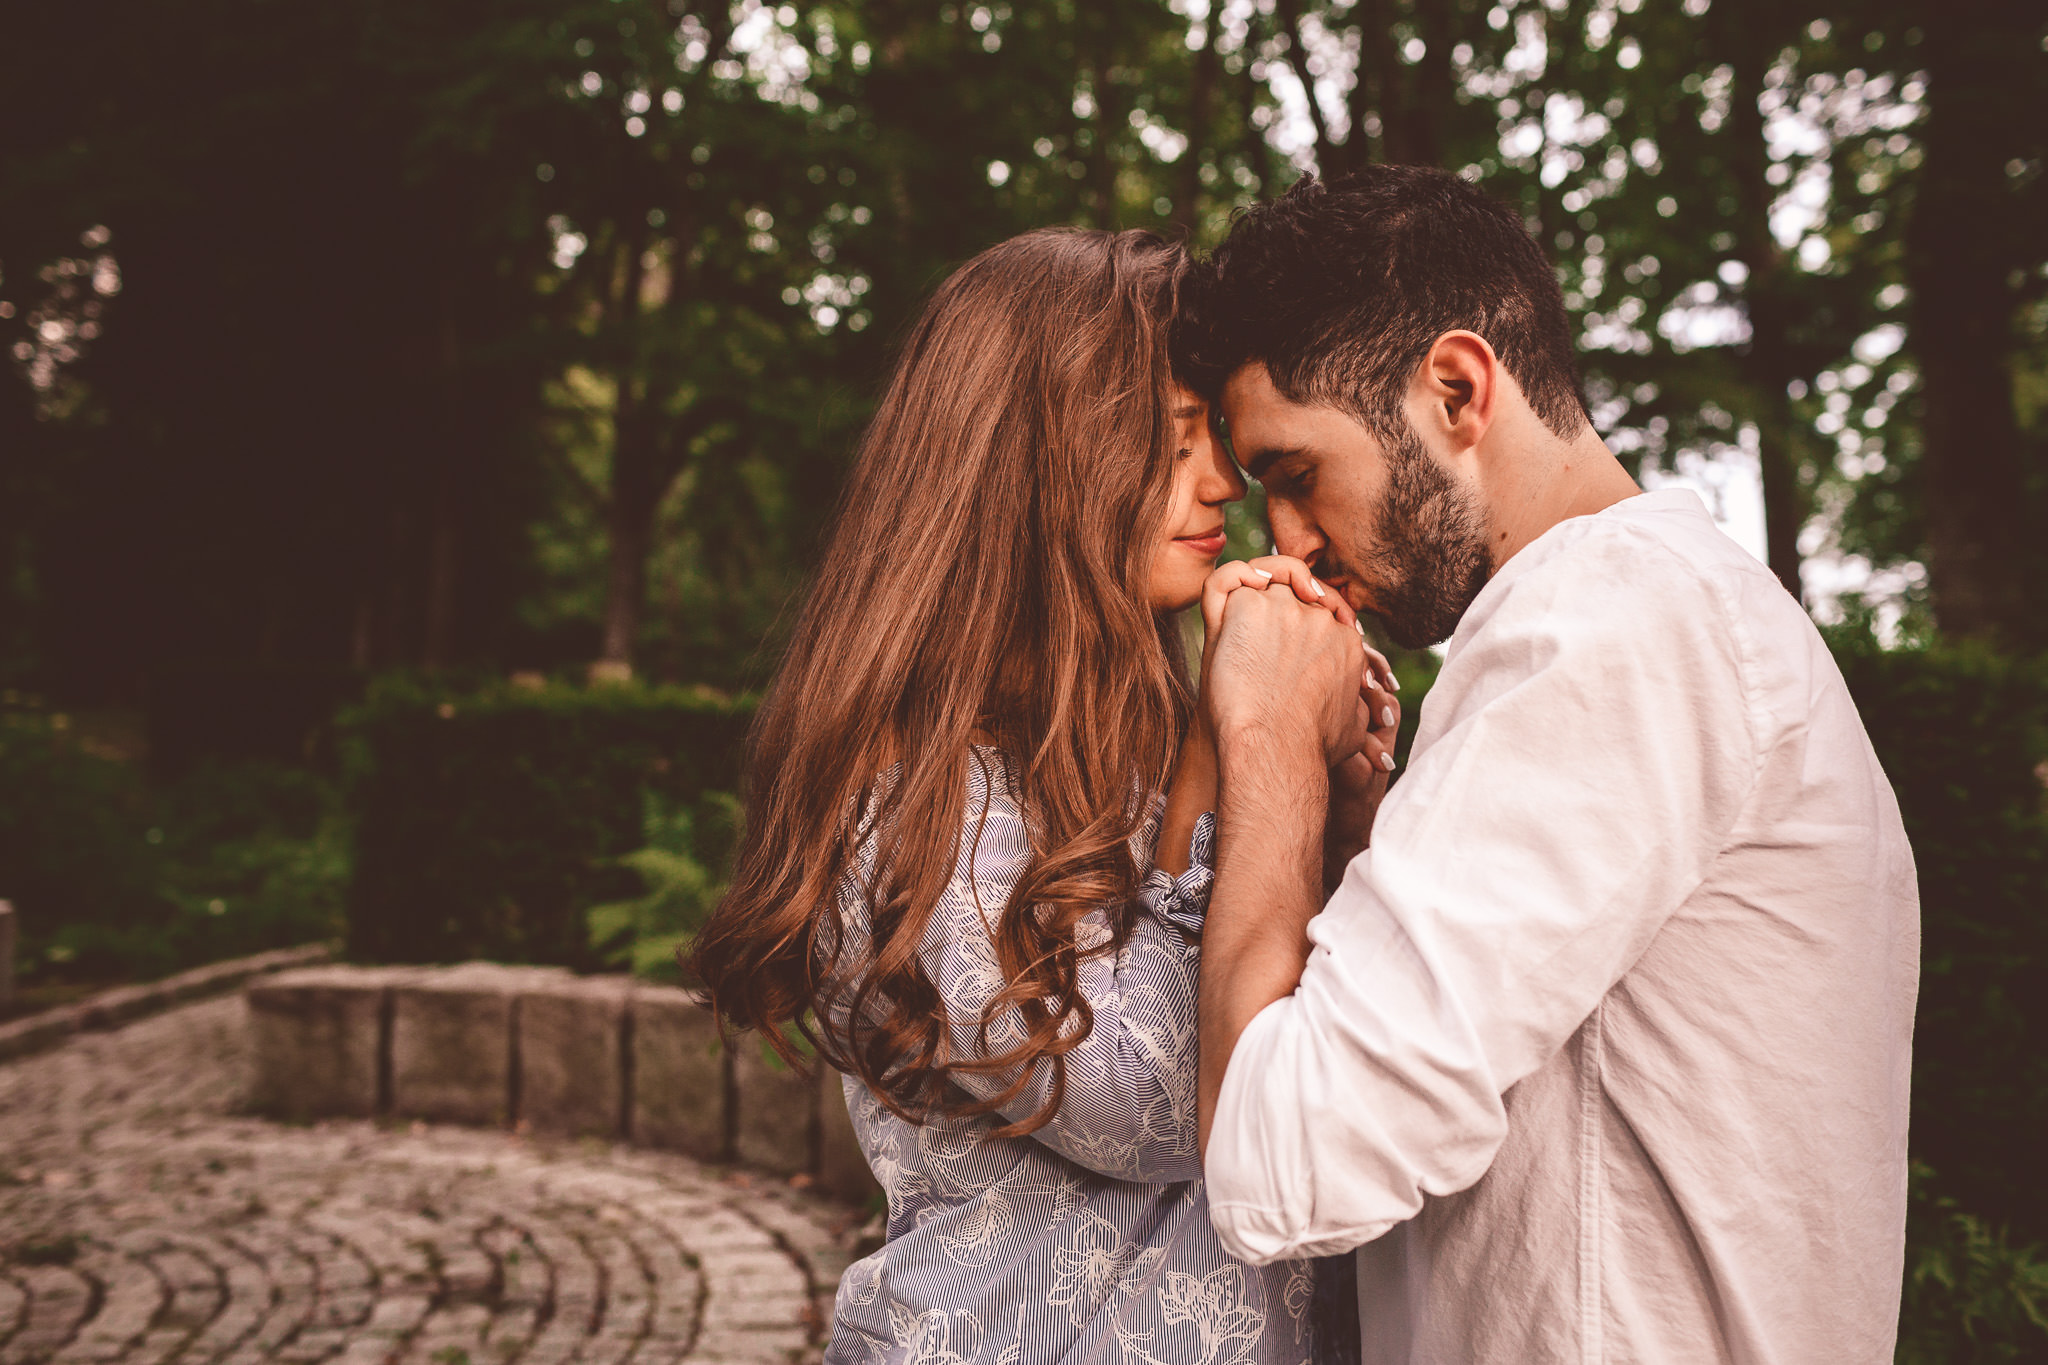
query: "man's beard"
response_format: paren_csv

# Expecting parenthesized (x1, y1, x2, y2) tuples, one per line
(1325, 420, 1493, 649)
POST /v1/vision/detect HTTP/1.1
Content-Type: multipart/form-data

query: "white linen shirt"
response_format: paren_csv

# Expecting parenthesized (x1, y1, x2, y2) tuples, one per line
(1206, 489, 1919, 1364)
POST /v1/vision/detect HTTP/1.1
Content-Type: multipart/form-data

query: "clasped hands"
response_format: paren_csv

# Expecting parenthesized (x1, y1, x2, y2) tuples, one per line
(1199, 557, 1402, 872)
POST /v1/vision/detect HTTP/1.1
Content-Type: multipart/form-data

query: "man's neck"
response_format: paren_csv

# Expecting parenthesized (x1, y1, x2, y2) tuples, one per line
(1478, 416, 1642, 569)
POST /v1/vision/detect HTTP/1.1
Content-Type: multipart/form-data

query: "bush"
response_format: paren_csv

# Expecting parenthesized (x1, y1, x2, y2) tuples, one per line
(1897, 1163, 2048, 1363)
(0, 707, 166, 980)
(1829, 636, 2048, 1247)
(0, 705, 347, 992)
(586, 788, 742, 982)
(339, 676, 753, 967)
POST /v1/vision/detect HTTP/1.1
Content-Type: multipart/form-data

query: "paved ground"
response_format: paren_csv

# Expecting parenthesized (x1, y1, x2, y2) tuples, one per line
(0, 996, 868, 1365)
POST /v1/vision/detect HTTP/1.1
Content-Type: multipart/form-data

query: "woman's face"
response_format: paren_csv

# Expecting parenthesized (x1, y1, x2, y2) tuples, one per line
(1147, 385, 1248, 612)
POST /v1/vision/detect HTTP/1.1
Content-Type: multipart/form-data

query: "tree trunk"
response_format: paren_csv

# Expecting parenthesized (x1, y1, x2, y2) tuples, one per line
(1087, 49, 1125, 229)
(422, 291, 463, 669)
(1364, 0, 1407, 165)
(1407, 0, 1455, 169)
(598, 225, 652, 671)
(1275, 0, 1338, 177)
(599, 424, 660, 671)
(1720, 0, 1806, 600)
(1904, 1, 2039, 647)
(1174, 14, 1220, 234)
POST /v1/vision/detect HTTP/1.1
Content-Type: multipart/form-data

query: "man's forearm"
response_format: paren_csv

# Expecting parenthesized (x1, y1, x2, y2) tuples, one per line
(1198, 721, 1330, 1156)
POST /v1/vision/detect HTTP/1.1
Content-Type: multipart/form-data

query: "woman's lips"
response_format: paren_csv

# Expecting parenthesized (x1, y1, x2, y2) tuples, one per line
(1176, 529, 1227, 556)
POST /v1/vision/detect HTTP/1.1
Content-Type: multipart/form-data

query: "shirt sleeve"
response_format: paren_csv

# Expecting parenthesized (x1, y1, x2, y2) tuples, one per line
(911, 775, 1217, 1185)
(1205, 531, 1764, 1263)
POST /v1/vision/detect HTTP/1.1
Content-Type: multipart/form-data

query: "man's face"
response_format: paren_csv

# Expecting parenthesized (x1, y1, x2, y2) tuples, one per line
(1220, 362, 1492, 648)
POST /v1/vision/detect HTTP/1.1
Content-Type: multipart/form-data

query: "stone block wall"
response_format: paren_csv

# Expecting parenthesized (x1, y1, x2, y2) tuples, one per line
(244, 962, 881, 1204)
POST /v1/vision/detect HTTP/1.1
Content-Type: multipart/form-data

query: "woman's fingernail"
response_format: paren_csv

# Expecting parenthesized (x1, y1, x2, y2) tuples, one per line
(1378, 752, 1396, 772)
(1311, 580, 1326, 598)
(1254, 568, 1273, 579)
(1388, 672, 1401, 691)
(1382, 705, 1396, 727)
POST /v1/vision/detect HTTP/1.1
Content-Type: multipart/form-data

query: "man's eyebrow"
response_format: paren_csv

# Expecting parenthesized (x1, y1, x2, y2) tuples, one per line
(1242, 444, 1308, 481)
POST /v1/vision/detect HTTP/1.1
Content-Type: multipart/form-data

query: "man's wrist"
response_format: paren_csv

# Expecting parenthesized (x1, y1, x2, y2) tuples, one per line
(1214, 712, 1323, 777)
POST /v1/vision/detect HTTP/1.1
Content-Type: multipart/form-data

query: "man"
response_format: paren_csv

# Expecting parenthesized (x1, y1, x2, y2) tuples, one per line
(1181, 167, 1919, 1362)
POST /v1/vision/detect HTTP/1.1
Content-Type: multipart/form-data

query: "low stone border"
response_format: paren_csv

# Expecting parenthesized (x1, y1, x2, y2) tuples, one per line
(244, 961, 882, 1204)
(0, 941, 335, 1064)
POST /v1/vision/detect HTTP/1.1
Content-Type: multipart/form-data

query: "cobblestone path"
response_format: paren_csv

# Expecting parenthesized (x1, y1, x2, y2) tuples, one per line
(0, 996, 866, 1365)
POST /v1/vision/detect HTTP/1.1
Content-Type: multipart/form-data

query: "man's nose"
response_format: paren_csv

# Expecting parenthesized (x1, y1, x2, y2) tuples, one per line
(1267, 503, 1323, 564)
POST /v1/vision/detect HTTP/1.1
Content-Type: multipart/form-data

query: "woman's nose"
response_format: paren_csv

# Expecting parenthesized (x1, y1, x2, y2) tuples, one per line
(1200, 439, 1247, 504)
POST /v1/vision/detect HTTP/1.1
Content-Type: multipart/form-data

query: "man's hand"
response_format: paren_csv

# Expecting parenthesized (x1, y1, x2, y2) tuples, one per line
(1204, 578, 1376, 767)
(1197, 577, 1406, 1156)
(1194, 557, 1402, 891)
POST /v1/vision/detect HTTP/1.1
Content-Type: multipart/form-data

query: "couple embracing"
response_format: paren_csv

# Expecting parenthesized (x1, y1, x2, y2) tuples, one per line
(692, 166, 1918, 1365)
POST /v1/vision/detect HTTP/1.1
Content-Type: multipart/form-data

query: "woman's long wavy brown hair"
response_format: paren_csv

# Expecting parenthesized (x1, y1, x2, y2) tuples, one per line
(688, 228, 1195, 1135)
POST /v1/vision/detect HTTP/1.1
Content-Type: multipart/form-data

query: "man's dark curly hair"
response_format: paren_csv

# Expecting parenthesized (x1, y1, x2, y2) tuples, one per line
(1175, 165, 1589, 443)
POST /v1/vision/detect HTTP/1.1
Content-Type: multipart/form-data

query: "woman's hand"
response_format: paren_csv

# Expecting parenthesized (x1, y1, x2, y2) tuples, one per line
(1199, 555, 1400, 707)
(1326, 693, 1400, 889)
(1198, 556, 1402, 883)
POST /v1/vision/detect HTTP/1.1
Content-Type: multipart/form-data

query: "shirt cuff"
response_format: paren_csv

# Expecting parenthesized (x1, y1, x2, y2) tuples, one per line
(1141, 810, 1215, 938)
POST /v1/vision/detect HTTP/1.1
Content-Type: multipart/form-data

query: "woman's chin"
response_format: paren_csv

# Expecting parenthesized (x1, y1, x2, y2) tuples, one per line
(1147, 577, 1207, 614)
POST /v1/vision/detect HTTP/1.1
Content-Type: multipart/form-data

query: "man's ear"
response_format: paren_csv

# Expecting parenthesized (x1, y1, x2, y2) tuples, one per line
(1411, 331, 1498, 453)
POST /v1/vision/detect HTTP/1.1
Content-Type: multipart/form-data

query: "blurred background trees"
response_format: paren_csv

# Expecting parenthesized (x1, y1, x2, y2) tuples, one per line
(2, 0, 2045, 1353)
(4, 0, 2040, 693)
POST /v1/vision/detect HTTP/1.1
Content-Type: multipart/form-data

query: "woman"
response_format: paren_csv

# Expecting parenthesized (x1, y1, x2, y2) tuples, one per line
(691, 228, 1397, 1365)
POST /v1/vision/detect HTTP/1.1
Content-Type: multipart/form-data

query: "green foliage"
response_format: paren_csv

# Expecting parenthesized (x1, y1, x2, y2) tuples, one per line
(0, 706, 346, 990)
(1898, 1164, 2048, 1364)
(0, 707, 163, 978)
(586, 788, 741, 981)
(1829, 634, 2048, 1244)
(151, 761, 351, 962)
(340, 676, 753, 967)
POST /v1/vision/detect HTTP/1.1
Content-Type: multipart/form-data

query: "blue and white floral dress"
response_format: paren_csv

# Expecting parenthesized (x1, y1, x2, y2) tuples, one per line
(824, 749, 1320, 1365)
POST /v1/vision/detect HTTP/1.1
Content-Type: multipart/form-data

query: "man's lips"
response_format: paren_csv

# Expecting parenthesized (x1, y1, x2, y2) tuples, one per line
(1320, 574, 1372, 613)
(1175, 527, 1227, 556)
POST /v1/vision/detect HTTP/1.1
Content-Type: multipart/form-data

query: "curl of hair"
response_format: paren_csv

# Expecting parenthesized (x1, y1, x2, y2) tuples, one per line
(688, 228, 1194, 1136)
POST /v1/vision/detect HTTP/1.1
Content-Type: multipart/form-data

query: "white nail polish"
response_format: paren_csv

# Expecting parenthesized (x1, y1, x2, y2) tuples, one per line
(1382, 705, 1396, 727)
(1254, 568, 1273, 579)
(1378, 751, 1396, 772)
(1311, 580, 1326, 598)
(1388, 672, 1401, 691)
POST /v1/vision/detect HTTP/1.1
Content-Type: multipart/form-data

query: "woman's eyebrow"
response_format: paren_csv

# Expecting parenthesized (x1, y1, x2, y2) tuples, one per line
(1171, 403, 1206, 420)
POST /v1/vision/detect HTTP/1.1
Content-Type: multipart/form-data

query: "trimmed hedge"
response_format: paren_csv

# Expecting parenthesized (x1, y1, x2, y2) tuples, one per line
(339, 678, 754, 968)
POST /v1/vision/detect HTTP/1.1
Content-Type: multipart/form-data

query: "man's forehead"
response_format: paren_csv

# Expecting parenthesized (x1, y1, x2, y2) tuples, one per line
(1218, 364, 1380, 477)
(1220, 363, 1337, 439)
(1220, 360, 1284, 410)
